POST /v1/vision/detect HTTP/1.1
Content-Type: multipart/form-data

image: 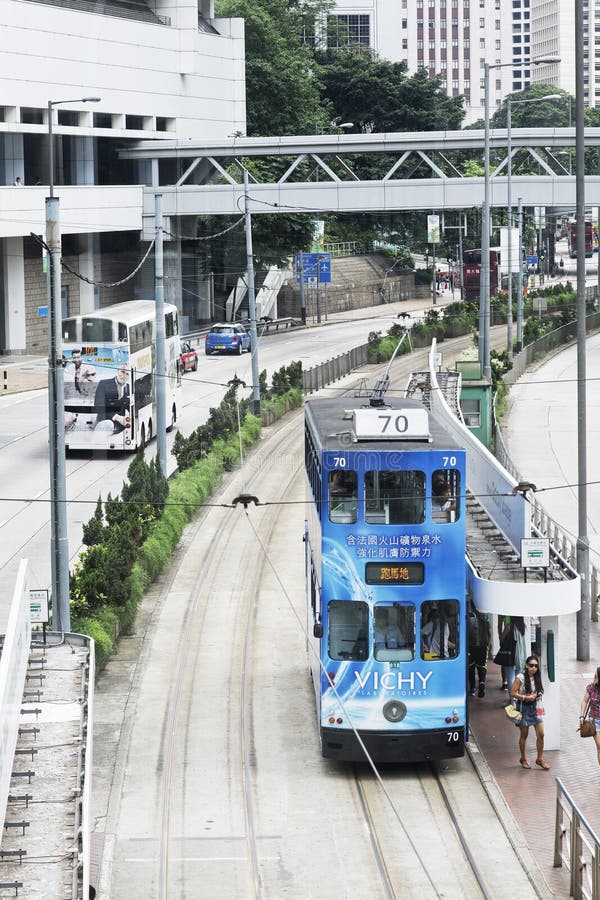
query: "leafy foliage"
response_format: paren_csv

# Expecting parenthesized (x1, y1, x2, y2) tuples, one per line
(317, 51, 464, 135)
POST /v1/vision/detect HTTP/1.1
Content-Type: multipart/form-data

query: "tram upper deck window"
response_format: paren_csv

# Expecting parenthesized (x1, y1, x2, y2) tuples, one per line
(365, 470, 425, 524)
(374, 603, 415, 661)
(328, 600, 369, 661)
(420, 599, 459, 660)
(431, 469, 460, 523)
(329, 470, 358, 523)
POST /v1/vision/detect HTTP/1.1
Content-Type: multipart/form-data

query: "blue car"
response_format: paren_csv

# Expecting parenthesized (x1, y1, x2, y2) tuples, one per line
(205, 323, 250, 355)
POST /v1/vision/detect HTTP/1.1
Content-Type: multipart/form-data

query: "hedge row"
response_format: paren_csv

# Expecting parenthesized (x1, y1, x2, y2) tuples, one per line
(70, 361, 303, 673)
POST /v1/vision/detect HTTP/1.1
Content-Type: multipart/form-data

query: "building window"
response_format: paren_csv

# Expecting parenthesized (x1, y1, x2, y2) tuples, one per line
(496, 39, 501, 49)
(479, 16, 485, 26)
(402, 18, 408, 27)
(402, 37, 408, 49)
(480, 37, 485, 47)
(495, 19, 501, 28)
(328, 14, 371, 47)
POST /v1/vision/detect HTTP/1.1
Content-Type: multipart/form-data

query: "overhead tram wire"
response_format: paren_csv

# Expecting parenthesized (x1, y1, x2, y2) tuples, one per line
(5, 477, 600, 509)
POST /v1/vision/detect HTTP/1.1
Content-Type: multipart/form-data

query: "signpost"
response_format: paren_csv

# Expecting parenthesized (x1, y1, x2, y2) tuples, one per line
(295, 253, 331, 323)
(427, 214, 440, 305)
(520, 537, 550, 582)
(29, 588, 50, 643)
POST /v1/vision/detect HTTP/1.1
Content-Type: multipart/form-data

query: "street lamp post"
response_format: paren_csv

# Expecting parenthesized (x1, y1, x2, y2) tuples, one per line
(507, 94, 562, 358)
(46, 96, 99, 633)
(481, 57, 560, 379)
(574, 3, 590, 660)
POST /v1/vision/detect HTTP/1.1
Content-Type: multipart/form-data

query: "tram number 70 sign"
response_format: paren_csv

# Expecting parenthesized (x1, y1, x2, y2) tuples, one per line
(353, 408, 431, 441)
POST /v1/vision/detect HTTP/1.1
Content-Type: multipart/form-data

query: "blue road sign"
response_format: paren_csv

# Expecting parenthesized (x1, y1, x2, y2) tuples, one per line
(526, 254, 538, 266)
(295, 252, 331, 284)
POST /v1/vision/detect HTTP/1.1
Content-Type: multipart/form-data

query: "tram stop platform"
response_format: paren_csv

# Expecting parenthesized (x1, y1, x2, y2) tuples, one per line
(467, 611, 600, 899)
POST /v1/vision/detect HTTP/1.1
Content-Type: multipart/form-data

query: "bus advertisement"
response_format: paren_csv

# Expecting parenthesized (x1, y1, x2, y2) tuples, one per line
(62, 300, 181, 452)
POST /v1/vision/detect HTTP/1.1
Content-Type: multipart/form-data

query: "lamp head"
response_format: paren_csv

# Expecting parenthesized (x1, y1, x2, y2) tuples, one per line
(532, 55, 561, 65)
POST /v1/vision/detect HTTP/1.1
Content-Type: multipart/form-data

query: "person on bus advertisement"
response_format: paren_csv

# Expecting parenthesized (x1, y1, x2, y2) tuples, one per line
(94, 364, 131, 433)
(64, 348, 97, 401)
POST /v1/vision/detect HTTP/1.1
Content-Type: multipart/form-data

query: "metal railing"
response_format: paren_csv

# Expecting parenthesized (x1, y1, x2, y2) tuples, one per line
(554, 778, 600, 900)
(302, 343, 369, 393)
(495, 308, 600, 621)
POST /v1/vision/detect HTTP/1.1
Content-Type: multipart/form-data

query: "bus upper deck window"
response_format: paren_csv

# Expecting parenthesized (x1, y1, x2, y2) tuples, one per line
(329, 470, 357, 524)
(118, 322, 127, 342)
(431, 469, 460, 523)
(62, 318, 77, 342)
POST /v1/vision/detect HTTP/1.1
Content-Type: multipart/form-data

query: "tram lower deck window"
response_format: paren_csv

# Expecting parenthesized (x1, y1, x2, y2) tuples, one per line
(374, 603, 415, 661)
(328, 600, 369, 661)
(420, 599, 459, 660)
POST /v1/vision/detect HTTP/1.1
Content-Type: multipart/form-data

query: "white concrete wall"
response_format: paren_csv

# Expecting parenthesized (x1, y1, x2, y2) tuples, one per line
(1, 0, 246, 141)
(3, 237, 26, 351)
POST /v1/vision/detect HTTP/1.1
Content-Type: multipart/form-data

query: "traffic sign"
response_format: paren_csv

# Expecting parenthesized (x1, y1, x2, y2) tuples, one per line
(526, 254, 538, 266)
(295, 252, 331, 284)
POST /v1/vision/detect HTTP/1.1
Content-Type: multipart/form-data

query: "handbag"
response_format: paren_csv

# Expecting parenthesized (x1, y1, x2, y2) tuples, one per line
(494, 626, 516, 667)
(504, 700, 522, 723)
(577, 699, 597, 738)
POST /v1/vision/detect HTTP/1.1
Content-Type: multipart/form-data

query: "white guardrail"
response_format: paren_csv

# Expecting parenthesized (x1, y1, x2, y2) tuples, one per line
(0, 560, 31, 835)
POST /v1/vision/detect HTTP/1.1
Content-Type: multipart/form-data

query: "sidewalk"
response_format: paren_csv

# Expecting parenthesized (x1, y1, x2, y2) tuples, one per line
(468, 617, 600, 898)
(0, 354, 47, 395)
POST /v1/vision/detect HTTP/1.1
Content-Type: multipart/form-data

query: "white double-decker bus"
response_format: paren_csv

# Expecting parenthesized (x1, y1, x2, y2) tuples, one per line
(62, 300, 181, 451)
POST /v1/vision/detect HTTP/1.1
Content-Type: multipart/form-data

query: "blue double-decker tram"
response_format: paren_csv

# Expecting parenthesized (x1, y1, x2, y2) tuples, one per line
(304, 396, 467, 763)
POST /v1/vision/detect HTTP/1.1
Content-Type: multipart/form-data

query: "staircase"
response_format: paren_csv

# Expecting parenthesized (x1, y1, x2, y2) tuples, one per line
(405, 369, 463, 421)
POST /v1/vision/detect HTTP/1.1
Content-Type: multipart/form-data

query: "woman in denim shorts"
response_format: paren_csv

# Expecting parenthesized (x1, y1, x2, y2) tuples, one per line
(579, 666, 600, 768)
(511, 655, 549, 770)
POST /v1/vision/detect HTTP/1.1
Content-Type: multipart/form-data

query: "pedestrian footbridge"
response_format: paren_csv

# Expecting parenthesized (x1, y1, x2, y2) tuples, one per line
(118, 127, 600, 231)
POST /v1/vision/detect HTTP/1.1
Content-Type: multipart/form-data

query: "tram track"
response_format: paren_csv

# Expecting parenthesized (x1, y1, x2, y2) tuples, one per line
(353, 759, 498, 899)
(146, 412, 305, 899)
(97, 330, 540, 900)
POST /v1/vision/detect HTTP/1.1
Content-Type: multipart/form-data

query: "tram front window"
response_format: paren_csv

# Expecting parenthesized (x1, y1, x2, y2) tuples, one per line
(365, 470, 425, 524)
(420, 600, 459, 660)
(328, 600, 369, 661)
(329, 469, 358, 523)
(374, 604, 415, 661)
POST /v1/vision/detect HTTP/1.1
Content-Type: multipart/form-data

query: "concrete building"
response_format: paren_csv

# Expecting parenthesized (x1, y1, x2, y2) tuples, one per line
(0, 0, 245, 354)
(326, 0, 569, 123)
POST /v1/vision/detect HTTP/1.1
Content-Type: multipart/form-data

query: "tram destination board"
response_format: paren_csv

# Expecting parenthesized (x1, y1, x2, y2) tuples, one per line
(365, 562, 425, 585)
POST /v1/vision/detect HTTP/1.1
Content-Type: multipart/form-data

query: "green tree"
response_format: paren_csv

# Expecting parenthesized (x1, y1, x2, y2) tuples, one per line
(317, 51, 464, 134)
(215, 0, 332, 136)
